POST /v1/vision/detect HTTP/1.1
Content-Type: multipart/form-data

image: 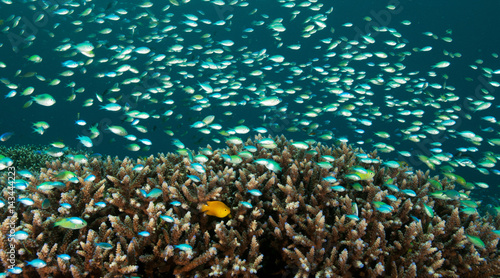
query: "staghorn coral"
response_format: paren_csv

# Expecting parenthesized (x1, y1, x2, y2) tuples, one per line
(0, 145, 90, 173)
(0, 135, 499, 277)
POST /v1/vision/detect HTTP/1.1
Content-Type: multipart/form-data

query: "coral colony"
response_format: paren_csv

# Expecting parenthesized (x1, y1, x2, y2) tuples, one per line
(0, 135, 499, 277)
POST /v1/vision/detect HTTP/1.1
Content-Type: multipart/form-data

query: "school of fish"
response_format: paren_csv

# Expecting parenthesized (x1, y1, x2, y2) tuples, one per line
(0, 0, 499, 208)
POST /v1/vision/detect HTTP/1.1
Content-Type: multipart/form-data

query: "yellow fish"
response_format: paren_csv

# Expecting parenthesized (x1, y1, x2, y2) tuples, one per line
(201, 201, 231, 218)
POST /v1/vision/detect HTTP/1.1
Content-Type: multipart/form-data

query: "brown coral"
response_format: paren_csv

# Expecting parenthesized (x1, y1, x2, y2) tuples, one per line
(0, 135, 499, 277)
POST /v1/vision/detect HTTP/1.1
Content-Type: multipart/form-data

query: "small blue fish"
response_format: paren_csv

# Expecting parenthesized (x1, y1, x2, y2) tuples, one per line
(191, 163, 205, 173)
(384, 184, 399, 192)
(96, 242, 113, 250)
(133, 165, 144, 171)
(466, 234, 485, 249)
(253, 127, 267, 133)
(0, 132, 14, 142)
(331, 185, 346, 192)
(410, 216, 420, 222)
(401, 189, 416, 197)
(18, 198, 34, 206)
(60, 203, 72, 209)
(460, 207, 477, 215)
(352, 183, 363, 191)
(0, 157, 13, 169)
(345, 214, 360, 221)
(376, 205, 393, 214)
(322, 176, 338, 183)
(170, 201, 181, 207)
(174, 244, 192, 251)
(138, 231, 150, 237)
(37, 181, 57, 191)
(38, 181, 65, 190)
(75, 120, 86, 126)
(42, 199, 51, 209)
(27, 258, 46, 268)
(5, 90, 16, 98)
(247, 189, 262, 196)
(9, 230, 29, 240)
(321, 162, 337, 171)
(14, 179, 29, 190)
(17, 170, 33, 178)
(244, 145, 257, 152)
(221, 154, 231, 162)
(265, 160, 282, 172)
(383, 161, 401, 168)
(84, 175, 96, 182)
(386, 195, 397, 202)
(8, 267, 22, 274)
(95, 202, 106, 208)
(423, 204, 434, 218)
(160, 215, 175, 223)
(254, 158, 269, 165)
(77, 135, 92, 148)
(240, 201, 253, 209)
(62, 60, 79, 68)
(187, 175, 201, 182)
(57, 254, 71, 261)
(100, 103, 122, 111)
(51, 181, 66, 188)
(68, 177, 80, 184)
(146, 188, 163, 198)
(138, 139, 152, 145)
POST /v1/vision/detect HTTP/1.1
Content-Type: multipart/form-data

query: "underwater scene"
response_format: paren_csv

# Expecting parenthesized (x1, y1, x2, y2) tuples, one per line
(0, 0, 500, 276)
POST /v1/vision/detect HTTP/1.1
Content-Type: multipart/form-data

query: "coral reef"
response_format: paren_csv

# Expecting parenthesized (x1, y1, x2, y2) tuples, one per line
(0, 135, 499, 277)
(0, 145, 89, 172)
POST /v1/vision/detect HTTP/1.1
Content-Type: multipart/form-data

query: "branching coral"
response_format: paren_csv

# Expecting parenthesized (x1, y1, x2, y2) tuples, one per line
(0, 145, 89, 172)
(0, 135, 499, 277)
